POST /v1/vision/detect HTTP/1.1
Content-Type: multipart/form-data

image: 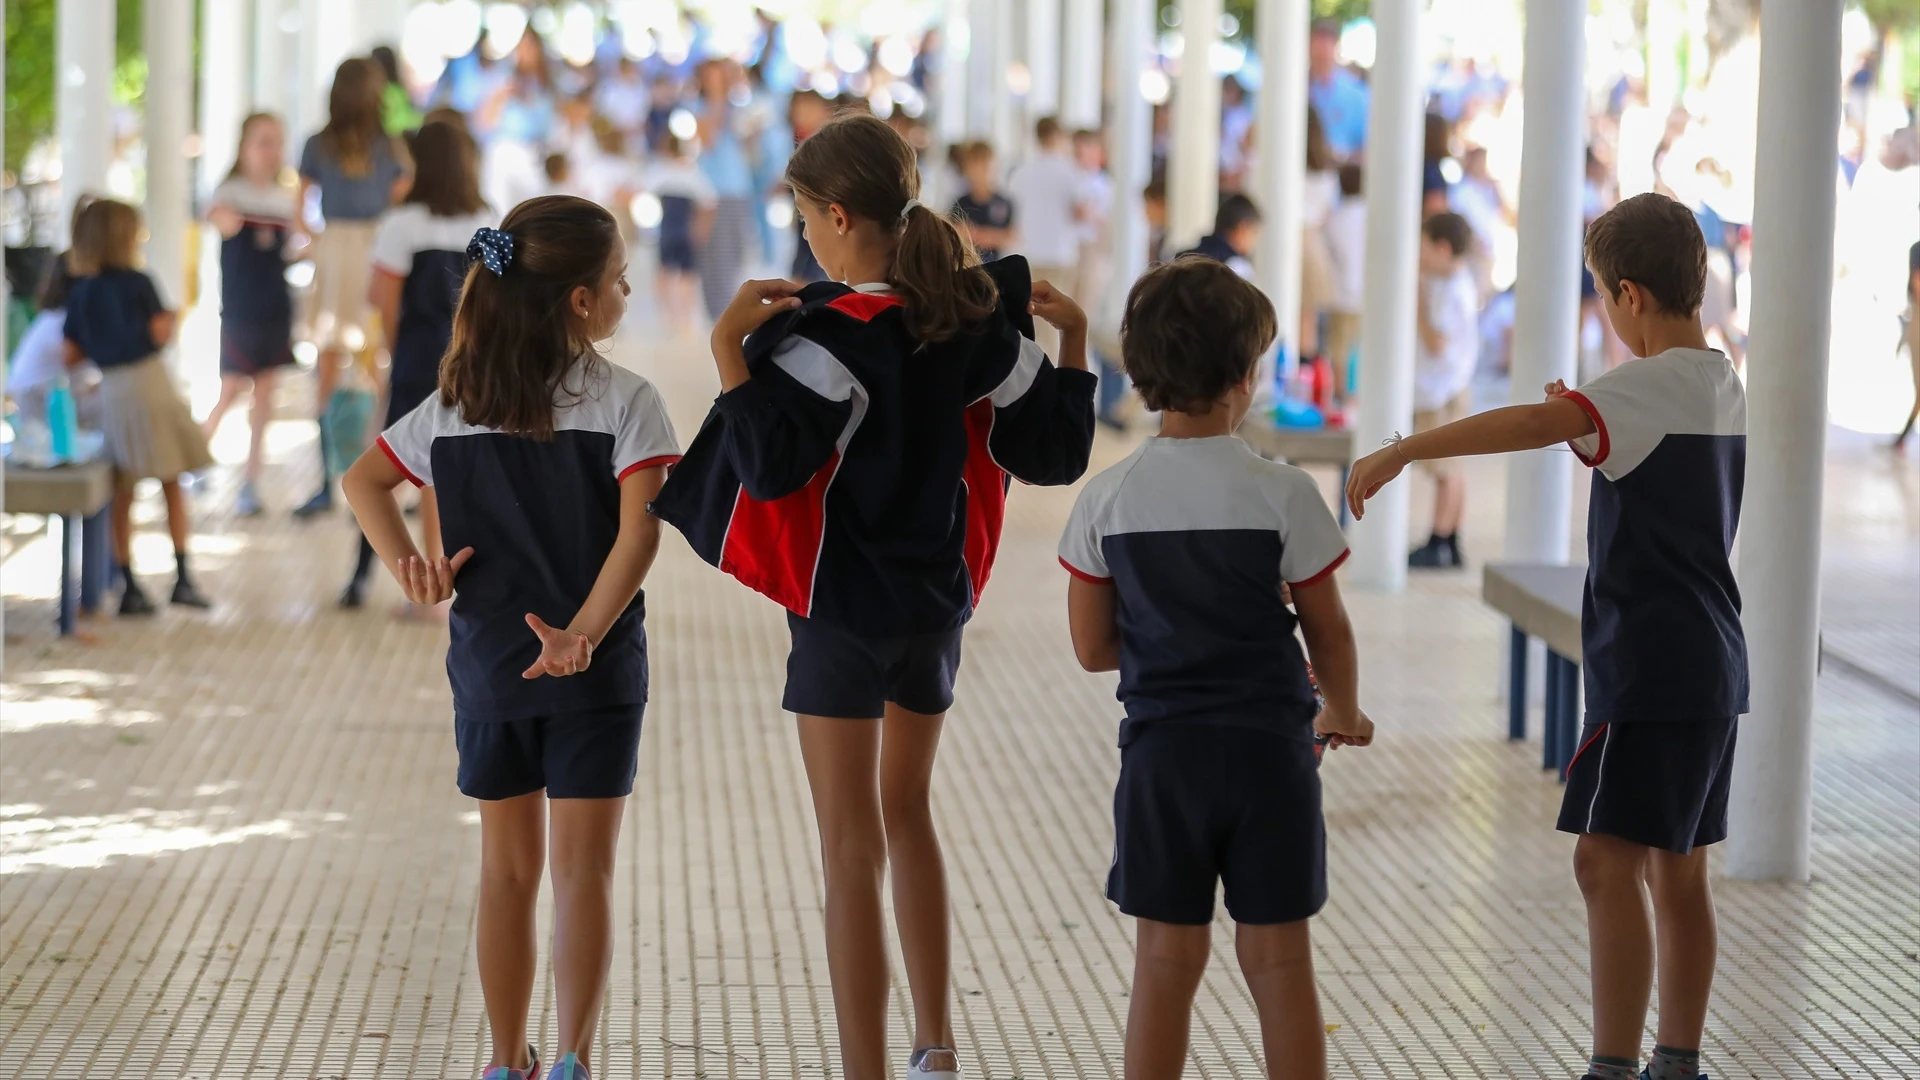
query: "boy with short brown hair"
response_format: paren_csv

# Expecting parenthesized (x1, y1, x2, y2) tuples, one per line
(1349, 192, 1745, 1080)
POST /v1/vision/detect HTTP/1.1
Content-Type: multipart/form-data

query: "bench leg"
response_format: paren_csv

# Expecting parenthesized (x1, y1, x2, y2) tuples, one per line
(1508, 625, 1528, 741)
(1543, 653, 1564, 770)
(80, 510, 109, 615)
(1557, 660, 1581, 781)
(58, 514, 79, 637)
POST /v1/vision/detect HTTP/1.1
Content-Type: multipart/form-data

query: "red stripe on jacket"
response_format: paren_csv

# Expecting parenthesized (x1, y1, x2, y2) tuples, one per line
(719, 451, 840, 617)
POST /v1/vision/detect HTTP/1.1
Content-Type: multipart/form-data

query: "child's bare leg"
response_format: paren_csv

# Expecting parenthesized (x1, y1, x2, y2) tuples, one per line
(1235, 920, 1324, 1079)
(1125, 919, 1210, 1080)
(1647, 846, 1715, 1050)
(880, 704, 953, 1058)
(1432, 474, 1465, 536)
(1573, 833, 1654, 1062)
(797, 714, 890, 1080)
(109, 486, 135, 566)
(549, 796, 626, 1065)
(159, 480, 192, 552)
(477, 791, 545, 1071)
(246, 370, 276, 483)
(203, 374, 247, 439)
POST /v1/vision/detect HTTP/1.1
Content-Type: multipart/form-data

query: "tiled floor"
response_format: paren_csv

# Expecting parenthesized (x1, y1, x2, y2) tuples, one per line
(3, 328, 1916, 1079)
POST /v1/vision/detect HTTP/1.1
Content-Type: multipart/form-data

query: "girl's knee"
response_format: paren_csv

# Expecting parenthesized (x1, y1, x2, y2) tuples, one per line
(1135, 918, 1211, 968)
(1572, 833, 1649, 897)
(879, 781, 932, 830)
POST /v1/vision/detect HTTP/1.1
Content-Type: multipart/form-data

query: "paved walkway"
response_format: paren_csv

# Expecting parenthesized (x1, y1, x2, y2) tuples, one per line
(3, 327, 1916, 1079)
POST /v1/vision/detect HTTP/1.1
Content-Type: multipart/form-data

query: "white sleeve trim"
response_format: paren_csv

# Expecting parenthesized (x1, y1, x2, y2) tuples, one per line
(988, 336, 1049, 408)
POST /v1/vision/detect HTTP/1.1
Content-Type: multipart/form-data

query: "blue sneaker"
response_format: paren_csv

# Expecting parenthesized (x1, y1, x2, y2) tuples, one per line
(235, 482, 263, 517)
(479, 1044, 540, 1080)
(546, 1053, 590, 1080)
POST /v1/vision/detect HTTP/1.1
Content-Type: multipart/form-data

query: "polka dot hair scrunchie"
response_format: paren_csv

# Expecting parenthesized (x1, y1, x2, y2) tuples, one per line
(467, 227, 516, 276)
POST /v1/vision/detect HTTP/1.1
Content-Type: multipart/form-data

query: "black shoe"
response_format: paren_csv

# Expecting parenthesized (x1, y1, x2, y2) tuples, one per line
(1408, 537, 1449, 569)
(1445, 535, 1466, 567)
(119, 584, 157, 616)
(170, 578, 212, 609)
(339, 577, 367, 610)
(292, 485, 333, 519)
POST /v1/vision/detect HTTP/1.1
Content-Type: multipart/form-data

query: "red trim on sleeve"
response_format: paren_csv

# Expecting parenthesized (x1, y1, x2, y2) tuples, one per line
(1058, 557, 1113, 584)
(1561, 390, 1609, 468)
(1287, 548, 1350, 589)
(617, 454, 682, 482)
(376, 436, 425, 488)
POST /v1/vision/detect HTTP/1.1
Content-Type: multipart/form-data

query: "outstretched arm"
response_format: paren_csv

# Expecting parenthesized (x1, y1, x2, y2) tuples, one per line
(1346, 385, 1595, 519)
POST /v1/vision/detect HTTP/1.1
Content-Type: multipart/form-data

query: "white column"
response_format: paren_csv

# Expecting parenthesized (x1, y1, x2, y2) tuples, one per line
(1347, 0, 1424, 592)
(1727, 0, 1843, 884)
(990, 0, 1019, 157)
(57, 0, 117, 237)
(931, 0, 972, 210)
(1252, 0, 1309, 393)
(356, 0, 406, 48)
(252, 0, 294, 124)
(966, 0, 997, 139)
(1167, 0, 1222, 252)
(145, 0, 194, 310)
(1101, 0, 1154, 338)
(1502, 0, 1585, 566)
(1061, 0, 1104, 130)
(1027, 0, 1063, 129)
(199, 0, 254, 204)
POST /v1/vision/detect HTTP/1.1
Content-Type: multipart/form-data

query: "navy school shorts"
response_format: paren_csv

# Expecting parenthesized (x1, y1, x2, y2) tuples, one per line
(454, 704, 645, 801)
(1556, 717, 1737, 854)
(219, 319, 297, 377)
(1108, 723, 1327, 926)
(782, 612, 964, 719)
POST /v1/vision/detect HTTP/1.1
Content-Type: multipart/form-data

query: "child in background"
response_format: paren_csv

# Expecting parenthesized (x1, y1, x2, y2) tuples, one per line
(643, 135, 717, 338)
(1061, 257, 1372, 1080)
(1008, 117, 1086, 351)
(652, 114, 1095, 1080)
(1322, 163, 1367, 405)
(1348, 193, 1745, 1080)
(1142, 174, 1169, 267)
(63, 199, 215, 614)
(542, 152, 579, 198)
(295, 56, 411, 518)
(576, 119, 643, 234)
(342, 118, 496, 611)
(7, 256, 97, 429)
(203, 112, 301, 517)
(1181, 194, 1261, 280)
(1407, 212, 1480, 569)
(950, 141, 1015, 263)
(343, 197, 680, 1080)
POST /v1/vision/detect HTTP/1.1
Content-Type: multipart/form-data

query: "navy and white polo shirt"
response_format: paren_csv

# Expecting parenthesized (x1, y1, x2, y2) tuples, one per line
(1058, 436, 1349, 747)
(370, 204, 496, 389)
(210, 177, 298, 325)
(1563, 348, 1748, 723)
(379, 360, 681, 722)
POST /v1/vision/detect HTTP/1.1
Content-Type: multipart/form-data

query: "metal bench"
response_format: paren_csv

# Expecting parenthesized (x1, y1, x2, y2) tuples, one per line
(5, 460, 114, 636)
(1234, 417, 1355, 524)
(1482, 562, 1586, 780)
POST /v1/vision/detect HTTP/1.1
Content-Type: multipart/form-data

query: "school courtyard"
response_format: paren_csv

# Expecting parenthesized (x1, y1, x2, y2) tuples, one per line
(1, 323, 1915, 1079)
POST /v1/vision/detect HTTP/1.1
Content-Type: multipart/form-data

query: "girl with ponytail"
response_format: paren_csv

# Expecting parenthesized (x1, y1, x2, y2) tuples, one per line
(652, 112, 1097, 1080)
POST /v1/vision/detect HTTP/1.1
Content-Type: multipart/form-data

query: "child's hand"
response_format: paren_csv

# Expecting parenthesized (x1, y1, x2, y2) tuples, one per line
(397, 547, 474, 605)
(713, 279, 803, 345)
(208, 206, 244, 239)
(1314, 707, 1375, 749)
(1544, 379, 1571, 399)
(1344, 446, 1409, 520)
(1029, 281, 1087, 336)
(522, 613, 594, 679)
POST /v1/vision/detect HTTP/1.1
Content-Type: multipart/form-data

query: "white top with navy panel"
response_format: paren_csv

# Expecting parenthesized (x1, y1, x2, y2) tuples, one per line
(1563, 347, 1748, 723)
(371, 205, 498, 388)
(1059, 436, 1349, 747)
(380, 360, 681, 722)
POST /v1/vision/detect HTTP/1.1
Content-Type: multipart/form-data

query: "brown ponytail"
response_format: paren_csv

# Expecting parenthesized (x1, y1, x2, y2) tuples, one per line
(786, 113, 997, 344)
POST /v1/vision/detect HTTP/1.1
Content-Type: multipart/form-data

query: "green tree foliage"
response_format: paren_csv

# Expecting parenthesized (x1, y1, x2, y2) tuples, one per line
(5, 0, 151, 173)
(1223, 0, 1370, 42)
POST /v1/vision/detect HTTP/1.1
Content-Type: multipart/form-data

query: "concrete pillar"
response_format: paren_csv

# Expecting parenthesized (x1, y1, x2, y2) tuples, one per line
(145, 0, 194, 310)
(1061, 0, 1104, 130)
(1027, 0, 1062, 132)
(966, 0, 997, 139)
(990, 0, 1019, 157)
(252, 0, 297, 129)
(57, 0, 117, 238)
(1167, 0, 1223, 252)
(1347, 0, 1423, 592)
(1252, 0, 1309, 394)
(199, 0, 254, 204)
(1502, 0, 1586, 567)
(1101, 0, 1154, 338)
(1727, 0, 1843, 884)
(931, 0, 973, 210)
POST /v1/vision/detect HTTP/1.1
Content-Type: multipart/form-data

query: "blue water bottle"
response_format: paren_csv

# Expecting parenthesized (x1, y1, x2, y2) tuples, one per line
(47, 373, 78, 463)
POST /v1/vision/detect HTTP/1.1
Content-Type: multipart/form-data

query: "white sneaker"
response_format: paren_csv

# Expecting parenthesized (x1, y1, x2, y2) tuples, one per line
(906, 1046, 960, 1080)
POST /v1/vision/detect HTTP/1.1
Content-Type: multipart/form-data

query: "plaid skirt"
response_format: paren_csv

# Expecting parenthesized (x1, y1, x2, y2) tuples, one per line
(98, 357, 214, 482)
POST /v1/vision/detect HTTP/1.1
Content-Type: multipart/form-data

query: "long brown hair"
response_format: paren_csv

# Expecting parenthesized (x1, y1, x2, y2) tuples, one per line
(67, 198, 142, 276)
(320, 58, 387, 177)
(439, 196, 621, 440)
(785, 113, 997, 344)
(403, 120, 486, 217)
